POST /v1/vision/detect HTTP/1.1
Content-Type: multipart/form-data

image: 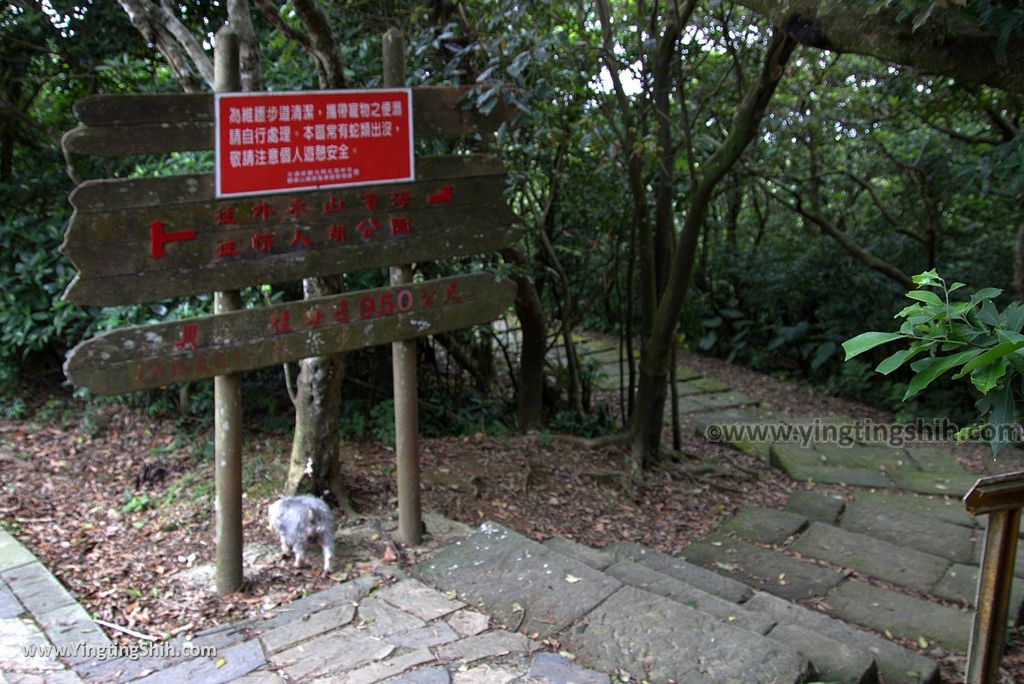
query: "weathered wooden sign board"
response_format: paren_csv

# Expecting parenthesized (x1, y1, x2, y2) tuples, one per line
(62, 155, 517, 305)
(62, 87, 502, 156)
(65, 273, 515, 395)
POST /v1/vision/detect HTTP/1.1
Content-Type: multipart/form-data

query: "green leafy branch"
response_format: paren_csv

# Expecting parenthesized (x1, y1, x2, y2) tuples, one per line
(843, 270, 1024, 454)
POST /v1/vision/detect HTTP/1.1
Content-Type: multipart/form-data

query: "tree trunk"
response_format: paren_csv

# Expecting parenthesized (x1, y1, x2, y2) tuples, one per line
(629, 28, 797, 469)
(286, 354, 346, 503)
(282, 2, 352, 506)
(285, 276, 347, 503)
(507, 264, 547, 431)
(1015, 223, 1024, 302)
(738, 0, 1024, 94)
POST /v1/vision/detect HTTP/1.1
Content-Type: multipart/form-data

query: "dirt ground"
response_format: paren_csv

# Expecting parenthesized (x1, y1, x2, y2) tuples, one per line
(2, 351, 1023, 682)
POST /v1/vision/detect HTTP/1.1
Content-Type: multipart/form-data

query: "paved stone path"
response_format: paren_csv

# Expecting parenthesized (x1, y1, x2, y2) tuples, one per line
(0, 333, 1012, 683)
(501, 333, 1013, 680)
(413, 521, 936, 683)
(0, 524, 612, 683)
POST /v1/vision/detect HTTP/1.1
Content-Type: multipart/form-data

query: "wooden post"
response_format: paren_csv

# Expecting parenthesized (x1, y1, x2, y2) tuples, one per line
(383, 27, 421, 546)
(213, 26, 244, 596)
(963, 471, 1024, 683)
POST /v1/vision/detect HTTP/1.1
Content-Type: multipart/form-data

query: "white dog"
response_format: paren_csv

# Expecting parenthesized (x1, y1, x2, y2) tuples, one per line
(267, 494, 334, 572)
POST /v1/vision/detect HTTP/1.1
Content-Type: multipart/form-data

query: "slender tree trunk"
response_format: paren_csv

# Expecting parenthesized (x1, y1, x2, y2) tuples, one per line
(629, 29, 797, 469)
(283, 2, 353, 506)
(514, 276, 547, 430)
(1015, 222, 1024, 302)
(286, 276, 348, 504)
(501, 248, 546, 430)
(286, 352, 345, 500)
(228, 0, 262, 91)
(1, 127, 12, 181)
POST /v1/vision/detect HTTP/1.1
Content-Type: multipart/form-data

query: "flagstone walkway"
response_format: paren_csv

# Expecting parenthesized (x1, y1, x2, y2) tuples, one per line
(465, 332, 1011, 681)
(1, 332, 1015, 682)
(0, 524, 611, 683)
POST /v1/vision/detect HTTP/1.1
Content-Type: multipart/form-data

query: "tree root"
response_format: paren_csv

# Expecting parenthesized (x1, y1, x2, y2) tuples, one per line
(720, 452, 761, 478)
(707, 481, 750, 495)
(660, 461, 718, 481)
(659, 445, 701, 461)
(550, 432, 630, 449)
(468, 474, 483, 499)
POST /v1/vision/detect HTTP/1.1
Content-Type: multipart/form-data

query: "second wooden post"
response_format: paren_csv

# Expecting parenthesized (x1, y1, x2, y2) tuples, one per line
(213, 26, 244, 595)
(383, 28, 422, 546)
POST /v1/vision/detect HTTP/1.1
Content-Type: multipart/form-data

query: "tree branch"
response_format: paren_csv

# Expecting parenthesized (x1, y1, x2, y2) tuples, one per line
(738, 0, 1024, 94)
(227, 0, 262, 91)
(760, 179, 915, 290)
(253, 0, 325, 87)
(291, 0, 346, 89)
(116, 0, 207, 91)
(157, 0, 213, 86)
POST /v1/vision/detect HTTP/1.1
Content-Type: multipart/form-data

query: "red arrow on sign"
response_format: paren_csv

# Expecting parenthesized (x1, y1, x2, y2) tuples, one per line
(149, 220, 197, 258)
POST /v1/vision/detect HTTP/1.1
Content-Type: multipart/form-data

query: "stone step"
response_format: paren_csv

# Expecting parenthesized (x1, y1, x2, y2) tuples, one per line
(561, 586, 811, 684)
(541, 537, 614, 571)
(840, 500, 977, 566)
(784, 490, 845, 525)
(765, 621, 880, 684)
(674, 376, 730, 396)
(932, 562, 1024, 622)
(852, 490, 978, 529)
(790, 522, 950, 594)
(413, 522, 621, 639)
(771, 444, 897, 489)
(888, 468, 979, 497)
(717, 507, 808, 546)
(602, 560, 775, 635)
(418, 524, 947, 684)
(546, 536, 883, 683)
(826, 578, 972, 652)
(678, 534, 847, 601)
(744, 591, 939, 683)
(591, 364, 703, 390)
(692, 407, 784, 462)
(668, 390, 759, 415)
(605, 541, 752, 603)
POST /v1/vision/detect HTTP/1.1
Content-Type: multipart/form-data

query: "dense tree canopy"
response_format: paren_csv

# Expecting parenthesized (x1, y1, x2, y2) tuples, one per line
(2, 0, 1023, 483)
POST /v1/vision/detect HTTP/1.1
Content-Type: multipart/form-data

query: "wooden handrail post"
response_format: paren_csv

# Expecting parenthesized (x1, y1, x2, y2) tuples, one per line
(213, 25, 244, 596)
(963, 471, 1024, 683)
(383, 27, 421, 546)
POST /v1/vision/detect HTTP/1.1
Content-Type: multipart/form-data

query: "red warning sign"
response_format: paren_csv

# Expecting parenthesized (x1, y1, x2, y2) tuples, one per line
(215, 88, 414, 198)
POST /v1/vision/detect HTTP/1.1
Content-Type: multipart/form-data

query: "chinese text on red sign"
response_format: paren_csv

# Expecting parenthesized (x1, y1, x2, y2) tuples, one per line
(215, 88, 414, 198)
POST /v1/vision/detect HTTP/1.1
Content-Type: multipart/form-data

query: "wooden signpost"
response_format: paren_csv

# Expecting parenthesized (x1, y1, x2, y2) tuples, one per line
(60, 25, 516, 592)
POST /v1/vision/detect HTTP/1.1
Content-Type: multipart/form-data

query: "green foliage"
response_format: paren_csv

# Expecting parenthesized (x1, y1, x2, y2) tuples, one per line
(862, 0, 1024, 50)
(370, 400, 396, 445)
(4, 0, 1024, 454)
(548, 404, 616, 438)
(844, 270, 1024, 454)
(121, 490, 152, 514)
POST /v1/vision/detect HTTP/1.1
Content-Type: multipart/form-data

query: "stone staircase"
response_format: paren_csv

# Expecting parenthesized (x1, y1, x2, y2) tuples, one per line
(413, 518, 945, 684)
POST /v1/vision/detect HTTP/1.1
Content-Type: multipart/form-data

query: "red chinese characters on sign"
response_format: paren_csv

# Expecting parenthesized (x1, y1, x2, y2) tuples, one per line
(145, 184, 433, 262)
(266, 283, 451, 338)
(175, 323, 199, 350)
(215, 88, 415, 198)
